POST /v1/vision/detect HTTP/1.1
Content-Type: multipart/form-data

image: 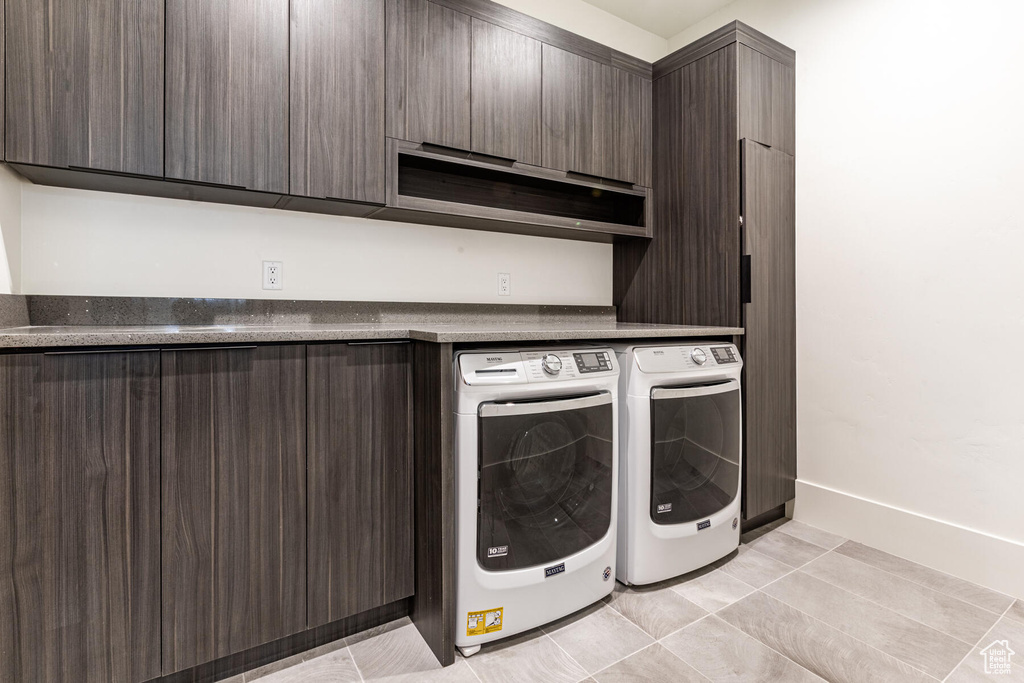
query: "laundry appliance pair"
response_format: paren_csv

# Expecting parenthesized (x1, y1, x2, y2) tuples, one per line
(452, 342, 743, 656)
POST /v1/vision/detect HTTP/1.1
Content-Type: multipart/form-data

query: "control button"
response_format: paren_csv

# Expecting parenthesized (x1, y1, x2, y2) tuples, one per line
(691, 348, 707, 365)
(541, 354, 563, 375)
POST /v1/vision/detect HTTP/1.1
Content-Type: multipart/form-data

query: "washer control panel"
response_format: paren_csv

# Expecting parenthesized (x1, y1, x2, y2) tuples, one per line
(460, 348, 617, 385)
(573, 350, 613, 374)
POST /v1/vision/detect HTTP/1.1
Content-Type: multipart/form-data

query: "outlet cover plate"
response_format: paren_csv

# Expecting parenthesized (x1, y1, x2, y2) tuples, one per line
(263, 261, 283, 290)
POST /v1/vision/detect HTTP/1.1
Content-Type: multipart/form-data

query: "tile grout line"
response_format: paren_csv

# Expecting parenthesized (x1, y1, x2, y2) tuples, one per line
(345, 644, 367, 683)
(783, 550, 983, 649)
(774, 525, 846, 551)
(666, 611, 829, 683)
(831, 542, 1013, 617)
(941, 602, 1014, 683)
(532, 629, 592, 681)
(748, 584, 944, 681)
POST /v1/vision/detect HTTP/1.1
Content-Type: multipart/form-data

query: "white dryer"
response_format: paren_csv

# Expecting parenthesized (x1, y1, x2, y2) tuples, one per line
(614, 342, 743, 586)
(454, 347, 619, 656)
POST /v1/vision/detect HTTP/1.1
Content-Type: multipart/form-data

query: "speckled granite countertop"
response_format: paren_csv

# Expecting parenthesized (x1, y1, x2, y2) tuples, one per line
(0, 321, 743, 348)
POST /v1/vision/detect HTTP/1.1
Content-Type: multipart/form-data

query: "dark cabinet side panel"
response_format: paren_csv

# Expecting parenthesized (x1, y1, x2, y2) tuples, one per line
(162, 346, 306, 673)
(166, 0, 289, 193)
(5, 0, 164, 174)
(386, 0, 472, 150)
(471, 18, 542, 164)
(638, 75, 653, 187)
(0, 351, 161, 683)
(307, 343, 414, 628)
(291, 0, 385, 203)
(738, 45, 795, 156)
(615, 46, 740, 326)
(742, 140, 796, 519)
(409, 341, 456, 666)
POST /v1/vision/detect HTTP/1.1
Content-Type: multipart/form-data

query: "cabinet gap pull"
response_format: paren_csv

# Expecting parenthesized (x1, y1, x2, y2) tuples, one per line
(347, 340, 410, 346)
(165, 345, 259, 352)
(44, 347, 160, 355)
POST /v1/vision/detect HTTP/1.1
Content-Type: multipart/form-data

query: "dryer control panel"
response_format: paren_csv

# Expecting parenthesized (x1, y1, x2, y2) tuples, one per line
(634, 343, 742, 373)
(460, 348, 617, 385)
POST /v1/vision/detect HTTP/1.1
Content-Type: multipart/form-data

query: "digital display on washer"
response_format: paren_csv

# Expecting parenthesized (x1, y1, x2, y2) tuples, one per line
(573, 352, 610, 373)
(711, 346, 737, 364)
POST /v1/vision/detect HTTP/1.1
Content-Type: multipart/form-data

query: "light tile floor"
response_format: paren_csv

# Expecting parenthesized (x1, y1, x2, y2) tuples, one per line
(245, 519, 1024, 682)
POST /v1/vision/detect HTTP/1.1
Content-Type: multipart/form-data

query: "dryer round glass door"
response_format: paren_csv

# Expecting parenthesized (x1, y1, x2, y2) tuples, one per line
(476, 393, 613, 571)
(650, 380, 741, 525)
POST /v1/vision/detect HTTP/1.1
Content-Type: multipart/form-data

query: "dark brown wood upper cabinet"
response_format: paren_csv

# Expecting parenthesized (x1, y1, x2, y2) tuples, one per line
(386, 0, 472, 151)
(165, 0, 289, 193)
(5, 0, 164, 175)
(542, 44, 645, 185)
(291, 0, 386, 203)
(0, 351, 162, 683)
(161, 345, 307, 673)
(471, 19, 542, 164)
(307, 342, 414, 628)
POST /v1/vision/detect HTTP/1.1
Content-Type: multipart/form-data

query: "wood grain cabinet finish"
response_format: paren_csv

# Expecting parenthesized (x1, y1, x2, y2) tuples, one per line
(739, 45, 795, 156)
(291, 0, 386, 203)
(0, 351, 161, 683)
(161, 345, 306, 673)
(542, 45, 644, 185)
(742, 140, 796, 519)
(471, 18, 542, 164)
(165, 0, 289, 193)
(307, 343, 414, 628)
(5, 0, 164, 174)
(386, 0, 472, 151)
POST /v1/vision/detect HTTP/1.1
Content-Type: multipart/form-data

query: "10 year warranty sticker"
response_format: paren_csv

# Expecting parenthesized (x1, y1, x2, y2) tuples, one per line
(466, 607, 503, 636)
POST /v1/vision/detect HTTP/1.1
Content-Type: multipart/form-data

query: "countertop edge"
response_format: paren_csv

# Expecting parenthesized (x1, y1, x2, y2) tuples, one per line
(0, 325, 745, 349)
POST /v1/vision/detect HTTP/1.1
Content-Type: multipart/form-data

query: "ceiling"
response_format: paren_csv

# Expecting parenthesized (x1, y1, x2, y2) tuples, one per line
(578, 0, 736, 39)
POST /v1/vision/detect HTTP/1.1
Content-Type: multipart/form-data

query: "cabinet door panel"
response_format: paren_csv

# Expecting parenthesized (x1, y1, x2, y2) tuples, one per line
(738, 45, 795, 155)
(162, 346, 306, 673)
(307, 343, 414, 627)
(166, 0, 289, 192)
(5, 0, 164, 174)
(0, 351, 161, 683)
(542, 44, 642, 184)
(386, 0, 472, 150)
(742, 140, 796, 519)
(291, 0, 385, 203)
(471, 19, 542, 164)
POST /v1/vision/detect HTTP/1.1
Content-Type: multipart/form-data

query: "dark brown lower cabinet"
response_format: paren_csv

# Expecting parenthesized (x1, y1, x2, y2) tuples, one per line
(0, 350, 161, 683)
(161, 345, 307, 673)
(742, 140, 796, 519)
(307, 342, 414, 628)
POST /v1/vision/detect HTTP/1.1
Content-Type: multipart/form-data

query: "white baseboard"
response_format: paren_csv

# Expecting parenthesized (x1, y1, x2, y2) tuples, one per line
(793, 480, 1024, 601)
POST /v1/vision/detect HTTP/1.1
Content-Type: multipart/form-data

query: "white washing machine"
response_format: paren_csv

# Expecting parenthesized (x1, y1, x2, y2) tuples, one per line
(614, 342, 743, 586)
(454, 347, 619, 656)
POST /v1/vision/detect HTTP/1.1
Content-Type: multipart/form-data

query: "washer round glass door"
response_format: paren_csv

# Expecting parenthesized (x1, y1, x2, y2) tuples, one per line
(477, 393, 613, 571)
(650, 381, 741, 525)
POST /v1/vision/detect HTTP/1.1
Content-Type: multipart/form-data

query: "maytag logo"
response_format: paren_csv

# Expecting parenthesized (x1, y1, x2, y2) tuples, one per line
(486, 356, 504, 362)
(544, 562, 566, 578)
(657, 503, 672, 514)
(697, 519, 711, 531)
(487, 545, 508, 558)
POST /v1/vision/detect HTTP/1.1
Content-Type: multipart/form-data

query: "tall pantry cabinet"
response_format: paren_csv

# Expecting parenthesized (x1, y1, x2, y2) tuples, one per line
(615, 22, 797, 523)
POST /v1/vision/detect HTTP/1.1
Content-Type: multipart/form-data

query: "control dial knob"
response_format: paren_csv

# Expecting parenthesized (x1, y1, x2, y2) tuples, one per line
(690, 348, 707, 365)
(541, 354, 563, 375)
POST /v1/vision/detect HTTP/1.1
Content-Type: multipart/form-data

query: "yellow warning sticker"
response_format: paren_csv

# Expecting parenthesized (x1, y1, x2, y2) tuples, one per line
(466, 607, 503, 636)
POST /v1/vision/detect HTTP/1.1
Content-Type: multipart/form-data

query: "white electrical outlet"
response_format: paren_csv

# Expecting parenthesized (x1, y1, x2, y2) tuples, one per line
(263, 261, 283, 290)
(498, 272, 511, 296)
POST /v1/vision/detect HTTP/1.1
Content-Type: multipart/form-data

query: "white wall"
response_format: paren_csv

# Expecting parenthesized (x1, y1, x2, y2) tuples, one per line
(671, 0, 1024, 598)
(494, 0, 666, 62)
(0, 165, 25, 294)
(20, 184, 611, 305)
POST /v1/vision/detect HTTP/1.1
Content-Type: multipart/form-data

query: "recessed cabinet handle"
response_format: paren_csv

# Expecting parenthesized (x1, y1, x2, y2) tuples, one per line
(741, 254, 752, 304)
(164, 346, 258, 352)
(44, 347, 160, 355)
